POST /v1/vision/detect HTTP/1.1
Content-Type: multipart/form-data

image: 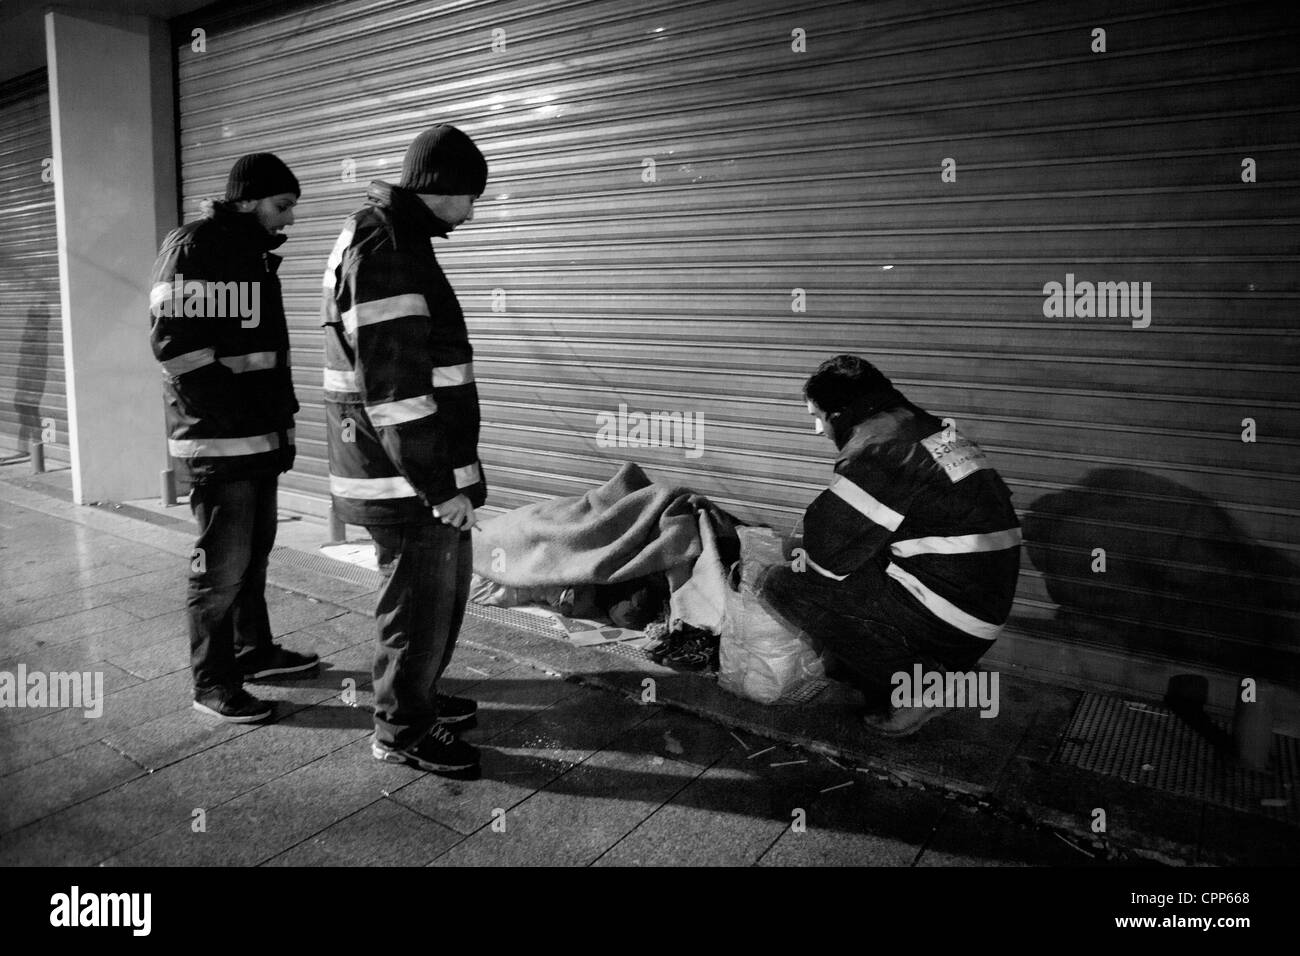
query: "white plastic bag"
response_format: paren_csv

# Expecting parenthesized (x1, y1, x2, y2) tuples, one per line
(718, 582, 824, 705)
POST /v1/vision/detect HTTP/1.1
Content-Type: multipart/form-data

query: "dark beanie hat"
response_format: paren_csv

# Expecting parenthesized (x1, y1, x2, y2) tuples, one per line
(398, 125, 488, 195)
(225, 152, 301, 201)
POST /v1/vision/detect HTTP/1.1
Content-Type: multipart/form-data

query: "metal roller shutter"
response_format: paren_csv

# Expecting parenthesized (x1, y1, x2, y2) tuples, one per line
(0, 70, 67, 467)
(173, 0, 1300, 693)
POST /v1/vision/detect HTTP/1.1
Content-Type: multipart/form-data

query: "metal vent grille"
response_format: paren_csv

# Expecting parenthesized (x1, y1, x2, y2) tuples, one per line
(464, 601, 572, 639)
(271, 546, 382, 589)
(1055, 693, 1298, 827)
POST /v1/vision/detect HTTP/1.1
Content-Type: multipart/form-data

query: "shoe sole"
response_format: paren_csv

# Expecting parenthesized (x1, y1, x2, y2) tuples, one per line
(372, 743, 480, 774)
(862, 707, 950, 738)
(192, 699, 273, 723)
(436, 713, 477, 730)
(242, 661, 319, 681)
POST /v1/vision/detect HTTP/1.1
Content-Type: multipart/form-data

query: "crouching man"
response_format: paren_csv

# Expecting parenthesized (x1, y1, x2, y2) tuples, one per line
(757, 355, 1021, 736)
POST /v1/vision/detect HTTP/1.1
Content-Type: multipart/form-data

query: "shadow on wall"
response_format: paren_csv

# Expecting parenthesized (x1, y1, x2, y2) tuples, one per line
(14, 299, 53, 449)
(1022, 468, 1299, 679)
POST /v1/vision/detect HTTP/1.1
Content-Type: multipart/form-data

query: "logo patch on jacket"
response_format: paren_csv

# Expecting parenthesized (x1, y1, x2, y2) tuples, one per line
(921, 430, 990, 483)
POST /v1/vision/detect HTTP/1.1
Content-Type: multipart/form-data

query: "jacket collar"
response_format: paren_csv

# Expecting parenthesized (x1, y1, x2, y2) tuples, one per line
(365, 180, 453, 238)
(204, 200, 287, 251)
(831, 387, 906, 452)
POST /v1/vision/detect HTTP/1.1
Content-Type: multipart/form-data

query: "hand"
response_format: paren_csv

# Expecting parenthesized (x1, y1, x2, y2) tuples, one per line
(431, 493, 477, 530)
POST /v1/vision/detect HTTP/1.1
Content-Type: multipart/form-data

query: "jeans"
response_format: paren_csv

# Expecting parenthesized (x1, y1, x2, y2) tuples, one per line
(367, 520, 473, 749)
(188, 476, 279, 694)
(755, 559, 975, 712)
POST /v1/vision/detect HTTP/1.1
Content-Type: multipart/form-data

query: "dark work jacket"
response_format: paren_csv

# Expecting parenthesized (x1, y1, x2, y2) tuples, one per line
(321, 182, 486, 526)
(149, 202, 298, 484)
(802, 389, 1022, 660)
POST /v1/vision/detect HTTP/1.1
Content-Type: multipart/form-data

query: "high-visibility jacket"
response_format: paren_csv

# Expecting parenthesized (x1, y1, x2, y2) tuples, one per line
(802, 391, 1021, 655)
(149, 202, 298, 484)
(322, 182, 486, 526)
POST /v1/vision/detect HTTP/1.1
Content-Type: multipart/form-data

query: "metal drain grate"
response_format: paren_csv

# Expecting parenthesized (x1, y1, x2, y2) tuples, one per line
(1055, 693, 1299, 827)
(271, 546, 382, 589)
(464, 601, 572, 638)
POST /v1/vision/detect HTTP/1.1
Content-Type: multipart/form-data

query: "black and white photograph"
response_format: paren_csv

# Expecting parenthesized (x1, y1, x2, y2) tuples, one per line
(0, 0, 1295, 925)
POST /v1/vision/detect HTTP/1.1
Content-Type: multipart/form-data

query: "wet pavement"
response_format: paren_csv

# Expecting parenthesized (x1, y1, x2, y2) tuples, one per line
(1, 463, 1294, 867)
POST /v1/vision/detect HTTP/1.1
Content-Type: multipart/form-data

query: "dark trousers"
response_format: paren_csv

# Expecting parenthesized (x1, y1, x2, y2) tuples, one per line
(366, 520, 473, 749)
(188, 476, 279, 694)
(755, 560, 967, 712)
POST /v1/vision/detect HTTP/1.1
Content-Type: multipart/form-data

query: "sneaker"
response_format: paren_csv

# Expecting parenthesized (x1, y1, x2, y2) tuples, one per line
(435, 693, 478, 729)
(372, 723, 481, 775)
(239, 645, 319, 681)
(861, 704, 952, 738)
(193, 686, 274, 723)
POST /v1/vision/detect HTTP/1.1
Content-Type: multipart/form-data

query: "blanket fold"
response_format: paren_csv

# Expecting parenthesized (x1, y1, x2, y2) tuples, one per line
(471, 461, 738, 631)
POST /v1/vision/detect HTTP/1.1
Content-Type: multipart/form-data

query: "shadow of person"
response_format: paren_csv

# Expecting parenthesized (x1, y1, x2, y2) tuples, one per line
(1022, 467, 1299, 685)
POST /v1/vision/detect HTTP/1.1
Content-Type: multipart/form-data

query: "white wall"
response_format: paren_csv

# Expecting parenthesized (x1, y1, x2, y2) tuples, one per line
(45, 10, 174, 503)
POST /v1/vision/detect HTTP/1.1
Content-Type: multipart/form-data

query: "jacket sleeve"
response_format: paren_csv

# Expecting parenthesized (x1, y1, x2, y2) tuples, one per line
(335, 243, 461, 508)
(148, 235, 245, 434)
(801, 448, 922, 580)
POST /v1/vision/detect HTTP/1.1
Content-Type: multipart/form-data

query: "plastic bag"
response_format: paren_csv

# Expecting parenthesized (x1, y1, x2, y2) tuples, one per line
(717, 583, 824, 704)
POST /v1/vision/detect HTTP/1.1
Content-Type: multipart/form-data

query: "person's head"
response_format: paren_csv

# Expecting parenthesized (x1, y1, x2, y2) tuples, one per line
(802, 354, 896, 445)
(224, 152, 300, 234)
(398, 124, 487, 231)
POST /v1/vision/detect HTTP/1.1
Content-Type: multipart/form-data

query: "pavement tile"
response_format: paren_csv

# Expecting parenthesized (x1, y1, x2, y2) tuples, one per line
(265, 797, 462, 867)
(3, 561, 149, 606)
(917, 803, 1093, 866)
(393, 743, 572, 836)
(0, 659, 140, 726)
(266, 561, 375, 604)
(103, 736, 417, 866)
(1197, 804, 1300, 866)
(758, 772, 947, 867)
(452, 667, 586, 746)
(592, 743, 842, 867)
(0, 740, 146, 834)
(601, 705, 741, 771)
(428, 744, 701, 867)
(3, 604, 146, 658)
(0, 766, 201, 865)
(0, 670, 193, 775)
(482, 683, 658, 768)
(286, 609, 375, 652)
(1, 611, 185, 670)
(341, 591, 380, 615)
(97, 655, 373, 774)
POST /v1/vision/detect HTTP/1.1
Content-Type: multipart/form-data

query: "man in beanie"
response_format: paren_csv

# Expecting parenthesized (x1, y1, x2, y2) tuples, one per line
(322, 125, 488, 775)
(756, 355, 1021, 736)
(149, 152, 319, 723)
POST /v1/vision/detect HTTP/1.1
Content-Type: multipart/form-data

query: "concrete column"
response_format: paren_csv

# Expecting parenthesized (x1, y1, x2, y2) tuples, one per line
(45, 10, 176, 504)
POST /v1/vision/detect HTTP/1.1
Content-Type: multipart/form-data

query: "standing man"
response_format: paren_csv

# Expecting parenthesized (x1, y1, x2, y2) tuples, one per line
(150, 152, 319, 723)
(322, 125, 488, 775)
(757, 355, 1022, 736)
